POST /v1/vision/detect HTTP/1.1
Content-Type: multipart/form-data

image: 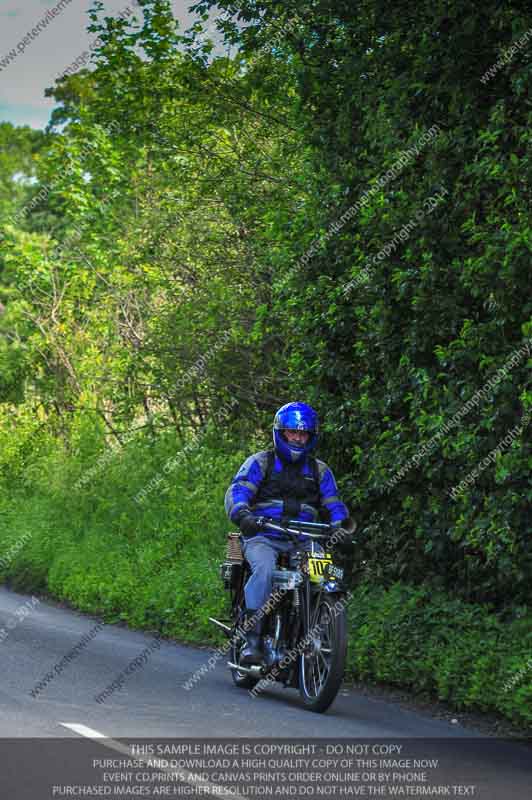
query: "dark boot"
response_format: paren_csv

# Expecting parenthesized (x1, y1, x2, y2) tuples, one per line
(240, 609, 263, 665)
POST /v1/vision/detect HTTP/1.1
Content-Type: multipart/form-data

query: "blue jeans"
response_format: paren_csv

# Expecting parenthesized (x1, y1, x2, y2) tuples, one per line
(241, 534, 324, 613)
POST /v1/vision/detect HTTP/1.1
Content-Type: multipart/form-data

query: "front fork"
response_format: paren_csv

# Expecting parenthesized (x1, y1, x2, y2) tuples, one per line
(299, 573, 349, 651)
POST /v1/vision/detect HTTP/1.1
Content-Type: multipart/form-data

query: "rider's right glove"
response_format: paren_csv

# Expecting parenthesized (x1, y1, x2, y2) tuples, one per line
(238, 513, 264, 538)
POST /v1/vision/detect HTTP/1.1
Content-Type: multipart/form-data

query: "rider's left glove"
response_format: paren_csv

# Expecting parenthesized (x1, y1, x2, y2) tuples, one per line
(329, 517, 357, 554)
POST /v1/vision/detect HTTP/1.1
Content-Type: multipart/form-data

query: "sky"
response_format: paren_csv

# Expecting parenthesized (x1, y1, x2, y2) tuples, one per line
(0, 0, 225, 130)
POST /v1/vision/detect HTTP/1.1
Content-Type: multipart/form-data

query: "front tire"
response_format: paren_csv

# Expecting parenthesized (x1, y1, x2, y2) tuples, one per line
(298, 593, 347, 713)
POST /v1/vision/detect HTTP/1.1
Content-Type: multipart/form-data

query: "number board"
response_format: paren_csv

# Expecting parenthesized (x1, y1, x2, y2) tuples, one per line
(307, 555, 333, 583)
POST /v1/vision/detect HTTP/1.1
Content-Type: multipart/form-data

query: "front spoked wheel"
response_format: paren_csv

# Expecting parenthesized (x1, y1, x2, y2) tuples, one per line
(298, 594, 347, 713)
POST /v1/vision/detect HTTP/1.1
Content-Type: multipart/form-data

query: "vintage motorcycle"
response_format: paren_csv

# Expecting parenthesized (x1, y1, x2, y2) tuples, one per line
(209, 517, 355, 713)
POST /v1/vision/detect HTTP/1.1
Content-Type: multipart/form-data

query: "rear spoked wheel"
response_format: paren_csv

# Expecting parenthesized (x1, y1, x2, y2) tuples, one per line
(298, 594, 347, 712)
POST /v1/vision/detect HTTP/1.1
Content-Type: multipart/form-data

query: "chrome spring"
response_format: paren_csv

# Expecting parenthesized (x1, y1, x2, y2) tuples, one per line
(292, 586, 300, 610)
(226, 532, 243, 562)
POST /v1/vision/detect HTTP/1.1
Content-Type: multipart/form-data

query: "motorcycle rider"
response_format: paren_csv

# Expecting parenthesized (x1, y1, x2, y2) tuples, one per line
(224, 401, 352, 665)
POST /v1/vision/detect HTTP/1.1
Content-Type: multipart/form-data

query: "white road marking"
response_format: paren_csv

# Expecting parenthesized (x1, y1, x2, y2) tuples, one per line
(59, 722, 245, 799)
(60, 723, 110, 741)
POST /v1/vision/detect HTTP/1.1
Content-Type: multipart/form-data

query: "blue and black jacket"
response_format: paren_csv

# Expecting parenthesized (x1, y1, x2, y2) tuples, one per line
(224, 449, 349, 540)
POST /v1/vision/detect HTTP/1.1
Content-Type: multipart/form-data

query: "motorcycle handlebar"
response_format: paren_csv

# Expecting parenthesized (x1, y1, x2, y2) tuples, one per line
(256, 517, 356, 546)
(262, 521, 330, 539)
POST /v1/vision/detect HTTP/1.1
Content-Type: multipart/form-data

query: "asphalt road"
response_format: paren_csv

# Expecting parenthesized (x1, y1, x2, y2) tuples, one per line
(1, 585, 530, 799)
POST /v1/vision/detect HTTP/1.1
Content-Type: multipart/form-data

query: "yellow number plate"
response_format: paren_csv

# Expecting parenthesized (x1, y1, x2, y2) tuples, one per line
(308, 555, 333, 583)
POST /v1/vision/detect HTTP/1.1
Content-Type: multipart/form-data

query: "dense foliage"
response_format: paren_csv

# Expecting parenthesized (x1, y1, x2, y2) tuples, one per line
(189, 0, 532, 605)
(0, 0, 530, 725)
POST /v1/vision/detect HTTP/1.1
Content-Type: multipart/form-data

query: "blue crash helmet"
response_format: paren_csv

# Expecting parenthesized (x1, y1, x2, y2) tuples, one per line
(273, 402, 319, 464)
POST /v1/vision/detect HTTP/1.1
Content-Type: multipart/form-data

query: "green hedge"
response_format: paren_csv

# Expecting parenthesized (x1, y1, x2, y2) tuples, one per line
(345, 581, 532, 729)
(0, 422, 246, 644)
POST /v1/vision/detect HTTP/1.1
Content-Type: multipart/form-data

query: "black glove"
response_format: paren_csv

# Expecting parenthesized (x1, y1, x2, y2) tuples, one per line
(238, 513, 264, 538)
(329, 517, 357, 554)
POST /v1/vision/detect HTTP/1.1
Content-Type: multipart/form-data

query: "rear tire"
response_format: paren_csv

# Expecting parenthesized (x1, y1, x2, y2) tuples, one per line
(298, 593, 347, 713)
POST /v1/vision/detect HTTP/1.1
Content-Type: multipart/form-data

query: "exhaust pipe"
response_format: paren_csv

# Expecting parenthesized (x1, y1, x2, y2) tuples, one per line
(208, 617, 232, 636)
(227, 661, 264, 675)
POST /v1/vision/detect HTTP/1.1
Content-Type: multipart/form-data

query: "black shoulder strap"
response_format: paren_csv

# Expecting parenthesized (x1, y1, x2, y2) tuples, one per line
(310, 456, 320, 487)
(265, 449, 275, 483)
